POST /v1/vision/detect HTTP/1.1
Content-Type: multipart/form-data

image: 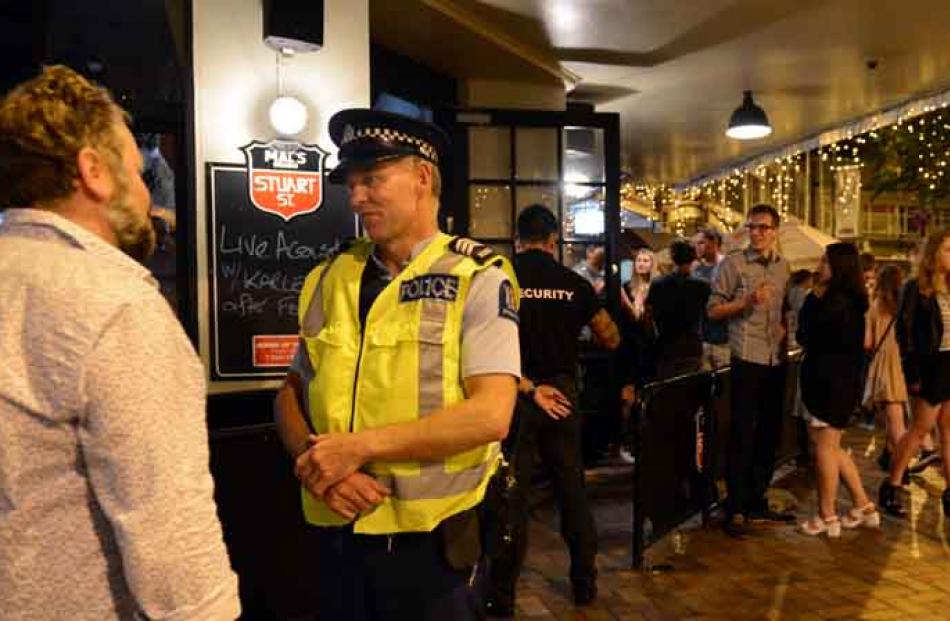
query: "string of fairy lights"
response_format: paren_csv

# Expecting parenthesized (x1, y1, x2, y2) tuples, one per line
(621, 92, 950, 234)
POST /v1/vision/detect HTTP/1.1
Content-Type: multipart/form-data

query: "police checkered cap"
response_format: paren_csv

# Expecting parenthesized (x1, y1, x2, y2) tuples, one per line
(328, 108, 449, 183)
(340, 125, 438, 163)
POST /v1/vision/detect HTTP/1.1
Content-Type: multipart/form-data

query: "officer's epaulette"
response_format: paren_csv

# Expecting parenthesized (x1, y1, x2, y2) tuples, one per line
(448, 236, 498, 265)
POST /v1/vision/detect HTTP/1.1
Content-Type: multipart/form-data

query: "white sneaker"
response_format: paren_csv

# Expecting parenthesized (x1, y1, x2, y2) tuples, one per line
(618, 447, 635, 465)
(841, 504, 880, 529)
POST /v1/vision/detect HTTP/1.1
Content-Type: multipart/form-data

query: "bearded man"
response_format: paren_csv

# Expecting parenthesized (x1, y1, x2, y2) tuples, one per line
(0, 66, 239, 620)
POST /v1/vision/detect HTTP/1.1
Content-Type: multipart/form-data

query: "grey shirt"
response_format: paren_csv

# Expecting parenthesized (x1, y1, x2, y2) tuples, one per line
(708, 248, 791, 366)
(573, 262, 604, 291)
(0, 209, 239, 620)
(290, 236, 521, 385)
(693, 259, 728, 345)
(692, 261, 717, 283)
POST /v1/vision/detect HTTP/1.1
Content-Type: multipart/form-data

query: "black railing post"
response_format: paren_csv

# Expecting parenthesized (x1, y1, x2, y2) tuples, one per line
(631, 388, 647, 570)
(700, 370, 719, 527)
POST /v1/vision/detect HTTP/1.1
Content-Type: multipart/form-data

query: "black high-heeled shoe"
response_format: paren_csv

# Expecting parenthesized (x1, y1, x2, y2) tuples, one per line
(878, 481, 907, 517)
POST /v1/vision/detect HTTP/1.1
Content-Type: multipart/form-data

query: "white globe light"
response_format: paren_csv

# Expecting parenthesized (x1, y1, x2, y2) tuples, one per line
(269, 96, 308, 136)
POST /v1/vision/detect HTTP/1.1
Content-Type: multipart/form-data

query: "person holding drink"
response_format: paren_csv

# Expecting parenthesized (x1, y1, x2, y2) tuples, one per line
(708, 204, 792, 538)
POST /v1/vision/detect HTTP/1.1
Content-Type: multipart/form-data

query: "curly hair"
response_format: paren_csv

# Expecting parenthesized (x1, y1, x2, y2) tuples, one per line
(0, 65, 127, 208)
(917, 227, 950, 296)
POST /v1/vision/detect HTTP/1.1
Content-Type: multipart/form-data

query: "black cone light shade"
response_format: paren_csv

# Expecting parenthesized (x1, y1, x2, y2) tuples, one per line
(726, 90, 772, 140)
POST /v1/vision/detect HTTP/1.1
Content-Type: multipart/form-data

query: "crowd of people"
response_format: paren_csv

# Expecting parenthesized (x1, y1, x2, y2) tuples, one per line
(3, 65, 949, 620)
(581, 212, 950, 541)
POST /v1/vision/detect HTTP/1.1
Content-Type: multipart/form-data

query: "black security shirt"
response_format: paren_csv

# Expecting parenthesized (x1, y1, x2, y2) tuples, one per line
(514, 249, 600, 380)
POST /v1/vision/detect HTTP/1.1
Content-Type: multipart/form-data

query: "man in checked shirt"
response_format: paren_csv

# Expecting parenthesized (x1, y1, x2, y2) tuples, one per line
(707, 204, 793, 539)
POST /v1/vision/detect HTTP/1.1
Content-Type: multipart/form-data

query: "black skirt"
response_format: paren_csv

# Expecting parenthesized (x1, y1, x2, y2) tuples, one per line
(800, 352, 864, 429)
(920, 351, 950, 406)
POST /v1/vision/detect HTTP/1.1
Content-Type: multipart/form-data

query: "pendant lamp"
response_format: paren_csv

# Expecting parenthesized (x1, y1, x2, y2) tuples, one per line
(726, 91, 772, 140)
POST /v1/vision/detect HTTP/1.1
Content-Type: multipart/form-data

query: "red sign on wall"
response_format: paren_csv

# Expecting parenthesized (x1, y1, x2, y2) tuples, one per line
(252, 335, 300, 367)
(242, 140, 328, 221)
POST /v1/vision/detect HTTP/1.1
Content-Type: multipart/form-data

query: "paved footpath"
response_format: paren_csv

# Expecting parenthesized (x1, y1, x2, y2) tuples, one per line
(507, 427, 950, 620)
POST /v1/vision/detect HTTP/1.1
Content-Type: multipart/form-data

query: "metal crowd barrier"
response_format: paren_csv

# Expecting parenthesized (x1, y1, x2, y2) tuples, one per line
(629, 351, 804, 569)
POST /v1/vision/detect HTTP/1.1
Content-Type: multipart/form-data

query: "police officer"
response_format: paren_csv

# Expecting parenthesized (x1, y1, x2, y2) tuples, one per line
(485, 205, 619, 616)
(273, 109, 522, 620)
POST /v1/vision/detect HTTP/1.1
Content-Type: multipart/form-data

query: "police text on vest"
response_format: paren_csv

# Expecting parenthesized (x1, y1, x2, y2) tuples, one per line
(399, 275, 460, 302)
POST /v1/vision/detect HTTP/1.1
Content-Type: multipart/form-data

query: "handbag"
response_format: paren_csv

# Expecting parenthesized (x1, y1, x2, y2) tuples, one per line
(860, 314, 898, 410)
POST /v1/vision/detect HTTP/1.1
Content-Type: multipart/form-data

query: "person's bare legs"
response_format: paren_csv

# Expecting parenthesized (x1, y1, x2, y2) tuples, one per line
(922, 419, 936, 452)
(883, 402, 906, 456)
(615, 384, 636, 462)
(811, 426, 841, 518)
(889, 399, 940, 486)
(936, 404, 950, 484)
(911, 396, 937, 452)
(837, 441, 872, 508)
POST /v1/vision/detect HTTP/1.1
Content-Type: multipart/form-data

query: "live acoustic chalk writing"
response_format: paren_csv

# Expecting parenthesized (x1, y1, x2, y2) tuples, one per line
(208, 163, 355, 379)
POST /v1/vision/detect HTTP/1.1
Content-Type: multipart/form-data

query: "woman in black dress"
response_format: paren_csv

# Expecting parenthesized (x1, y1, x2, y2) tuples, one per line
(797, 243, 878, 536)
(880, 227, 950, 517)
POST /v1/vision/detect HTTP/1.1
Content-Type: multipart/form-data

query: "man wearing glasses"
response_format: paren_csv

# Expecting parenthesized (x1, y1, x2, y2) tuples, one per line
(707, 204, 792, 538)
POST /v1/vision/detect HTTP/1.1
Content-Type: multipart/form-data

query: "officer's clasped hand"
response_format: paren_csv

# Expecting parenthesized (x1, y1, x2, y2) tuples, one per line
(323, 472, 391, 521)
(295, 432, 369, 500)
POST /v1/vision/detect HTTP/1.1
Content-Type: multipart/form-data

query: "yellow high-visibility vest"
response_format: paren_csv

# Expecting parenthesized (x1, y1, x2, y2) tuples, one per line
(296, 233, 518, 534)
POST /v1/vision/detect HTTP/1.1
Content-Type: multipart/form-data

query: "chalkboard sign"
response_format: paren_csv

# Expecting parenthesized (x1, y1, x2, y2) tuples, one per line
(207, 163, 357, 380)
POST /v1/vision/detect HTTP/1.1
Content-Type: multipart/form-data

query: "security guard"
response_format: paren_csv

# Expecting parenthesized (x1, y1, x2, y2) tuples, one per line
(273, 109, 521, 620)
(485, 205, 620, 616)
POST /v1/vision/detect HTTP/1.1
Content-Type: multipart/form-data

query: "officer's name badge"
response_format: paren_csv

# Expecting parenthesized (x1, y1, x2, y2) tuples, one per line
(400, 274, 460, 303)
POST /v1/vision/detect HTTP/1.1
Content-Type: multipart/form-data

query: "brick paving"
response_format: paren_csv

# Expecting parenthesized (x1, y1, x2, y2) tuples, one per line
(506, 427, 950, 620)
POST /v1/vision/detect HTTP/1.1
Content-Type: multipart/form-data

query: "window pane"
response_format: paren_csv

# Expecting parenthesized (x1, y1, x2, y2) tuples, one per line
(468, 126, 510, 180)
(562, 185, 605, 241)
(564, 127, 605, 183)
(469, 184, 512, 239)
(139, 132, 178, 312)
(515, 127, 558, 181)
(515, 185, 558, 215)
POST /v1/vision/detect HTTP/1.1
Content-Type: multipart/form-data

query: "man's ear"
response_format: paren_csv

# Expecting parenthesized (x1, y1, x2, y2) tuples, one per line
(414, 159, 433, 199)
(75, 146, 114, 202)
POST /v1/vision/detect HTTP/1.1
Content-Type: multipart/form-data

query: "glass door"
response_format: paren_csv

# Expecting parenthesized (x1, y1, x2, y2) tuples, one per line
(435, 108, 620, 313)
(436, 107, 621, 463)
